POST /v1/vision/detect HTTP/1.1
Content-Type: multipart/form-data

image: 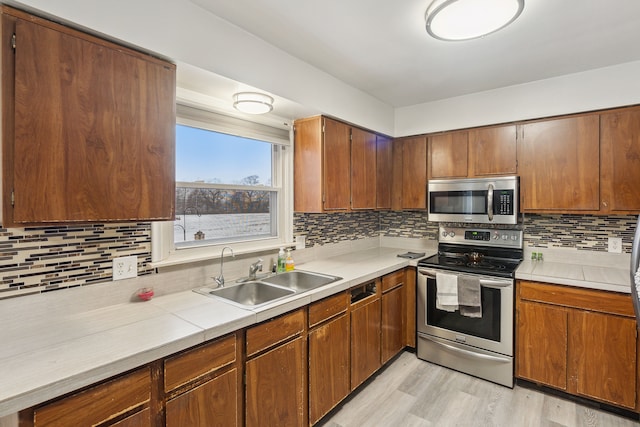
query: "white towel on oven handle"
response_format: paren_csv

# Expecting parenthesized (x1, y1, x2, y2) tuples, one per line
(436, 272, 458, 312)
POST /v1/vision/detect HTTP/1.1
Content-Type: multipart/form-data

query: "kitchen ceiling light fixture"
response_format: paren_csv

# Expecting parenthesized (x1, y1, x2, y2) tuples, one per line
(233, 92, 274, 114)
(426, 0, 524, 41)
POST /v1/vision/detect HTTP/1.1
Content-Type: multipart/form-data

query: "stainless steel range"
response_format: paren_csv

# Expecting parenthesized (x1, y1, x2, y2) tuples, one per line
(417, 225, 523, 388)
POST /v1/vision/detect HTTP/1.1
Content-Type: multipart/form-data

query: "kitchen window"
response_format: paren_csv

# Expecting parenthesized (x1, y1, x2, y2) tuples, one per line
(152, 104, 293, 265)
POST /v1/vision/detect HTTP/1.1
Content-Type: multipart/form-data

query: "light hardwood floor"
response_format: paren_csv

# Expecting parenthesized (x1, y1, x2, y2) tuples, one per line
(318, 351, 640, 427)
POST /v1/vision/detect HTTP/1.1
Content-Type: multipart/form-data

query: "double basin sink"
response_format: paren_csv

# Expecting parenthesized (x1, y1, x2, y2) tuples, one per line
(195, 270, 343, 309)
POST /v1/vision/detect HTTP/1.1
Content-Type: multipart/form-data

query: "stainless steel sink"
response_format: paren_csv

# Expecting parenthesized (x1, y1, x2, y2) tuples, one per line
(196, 281, 295, 308)
(261, 270, 342, 292)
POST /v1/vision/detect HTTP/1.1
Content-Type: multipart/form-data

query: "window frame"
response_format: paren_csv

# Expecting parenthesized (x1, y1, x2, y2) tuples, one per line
(151, 105, 294, 267)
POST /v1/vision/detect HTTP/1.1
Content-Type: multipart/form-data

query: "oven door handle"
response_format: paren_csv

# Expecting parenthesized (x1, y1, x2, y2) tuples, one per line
(418, 268, 512, 288)
(421, 334, 512, 363)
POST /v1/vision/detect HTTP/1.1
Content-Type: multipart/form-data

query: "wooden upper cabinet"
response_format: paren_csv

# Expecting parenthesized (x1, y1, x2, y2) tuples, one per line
(323, 118, 351, 210)
(517, 114, 600, 212)
(351, 127, 377, 210)
(400, 136, 428, 209)
(294, 116, 350, 212)
(468, 125, 517, 177)
(600, 107, 640, 213)
(376, 134, 392, 209)
(293, 116, 324, 212)
(2, 7, 176, 226)
(429, 131, 468, 179)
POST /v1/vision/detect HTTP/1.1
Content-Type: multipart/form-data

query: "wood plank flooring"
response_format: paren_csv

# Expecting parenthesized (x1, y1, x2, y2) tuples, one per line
(318, 351, 640, 427)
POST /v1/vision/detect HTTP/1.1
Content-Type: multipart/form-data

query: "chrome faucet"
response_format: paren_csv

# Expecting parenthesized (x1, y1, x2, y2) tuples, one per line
(214, 246, 234, 287)
(248, 258, 263, 280)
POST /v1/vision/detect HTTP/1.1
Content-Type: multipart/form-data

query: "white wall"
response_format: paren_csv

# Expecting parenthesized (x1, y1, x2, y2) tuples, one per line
(395, 61, 640, 137)
(6, 1, 640, 138)
(7, 0, 395, 135)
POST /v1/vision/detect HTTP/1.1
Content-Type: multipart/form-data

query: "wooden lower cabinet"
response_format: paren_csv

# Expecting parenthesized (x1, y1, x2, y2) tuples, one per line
(569, 310, 637, 409)
(163, 333, 240, 427)
(308, 293, 350, 425)
(350, 281, 382, 390)
(166, 369, 238, 427)
(21, 368, 151, 427)
(381, 270, 405, 364)
(245, 309, 307, 427)
(516, 280, 638, 410)
(516, 299, 568, 390)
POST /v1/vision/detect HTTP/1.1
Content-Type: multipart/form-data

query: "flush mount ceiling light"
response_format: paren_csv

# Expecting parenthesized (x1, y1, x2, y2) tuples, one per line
(233, 92, 274, 114)
(426, 0, 524, 41)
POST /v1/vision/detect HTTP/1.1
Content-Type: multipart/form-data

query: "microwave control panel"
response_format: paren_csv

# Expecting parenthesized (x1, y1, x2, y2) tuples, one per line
(493, 189, 514, 215)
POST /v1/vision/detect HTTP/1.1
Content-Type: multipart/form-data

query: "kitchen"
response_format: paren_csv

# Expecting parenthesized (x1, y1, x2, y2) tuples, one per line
(1, 0, 640, 426)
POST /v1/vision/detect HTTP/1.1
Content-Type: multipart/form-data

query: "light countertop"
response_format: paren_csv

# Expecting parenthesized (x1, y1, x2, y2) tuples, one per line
(515, 248, 631, 294)
(0, 246, 430, 418)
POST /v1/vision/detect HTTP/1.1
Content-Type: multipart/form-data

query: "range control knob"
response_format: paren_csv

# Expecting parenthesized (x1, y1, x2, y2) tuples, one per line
(449, 231, 455, 237)
(441, 231, 448, 238)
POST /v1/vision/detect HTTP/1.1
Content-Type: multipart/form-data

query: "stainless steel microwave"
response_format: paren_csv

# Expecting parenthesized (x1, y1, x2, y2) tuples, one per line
(427, 176, 519, 224)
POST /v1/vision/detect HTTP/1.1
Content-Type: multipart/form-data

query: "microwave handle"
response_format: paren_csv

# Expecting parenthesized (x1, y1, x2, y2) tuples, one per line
(487, 183, 494, 222)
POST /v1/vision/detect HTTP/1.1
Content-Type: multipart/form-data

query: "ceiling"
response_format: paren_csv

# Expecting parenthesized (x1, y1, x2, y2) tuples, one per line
(184, 0, 640, 109)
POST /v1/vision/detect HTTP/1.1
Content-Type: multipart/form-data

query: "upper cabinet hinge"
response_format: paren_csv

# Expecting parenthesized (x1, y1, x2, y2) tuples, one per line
(11, 33, 16, 50)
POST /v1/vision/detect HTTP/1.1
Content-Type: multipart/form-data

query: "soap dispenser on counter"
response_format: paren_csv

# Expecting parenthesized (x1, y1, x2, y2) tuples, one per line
(285, 249, 295, 271)
(277, 247, 286, 273)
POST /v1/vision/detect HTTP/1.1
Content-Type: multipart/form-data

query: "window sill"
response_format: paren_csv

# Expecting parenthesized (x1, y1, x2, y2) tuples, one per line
(150, 240, 295, 269)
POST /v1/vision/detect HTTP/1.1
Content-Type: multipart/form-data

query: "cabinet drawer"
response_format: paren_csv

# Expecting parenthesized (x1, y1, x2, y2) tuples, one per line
(309, 291, 349, 328)
(518, 280, 634, 317)
(246, 308, 306, 357)
(33, 367, 150, 427)
(164, 333, 237, 392)
(381, 269, 404, 293)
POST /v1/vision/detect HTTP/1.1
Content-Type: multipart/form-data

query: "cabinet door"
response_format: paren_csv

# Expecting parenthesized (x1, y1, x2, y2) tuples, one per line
(166, 369, 238, 427)
(32, 368, 150, 427)
(401, 136, 427, 210)
(516, 300, 568, 390)
(429, 131, 468, 179)
(381, 284, 404, 364)
(351, 127, 377, 209)
(323, 118, 351, 210)
(405, 268, 416, 348)
(308, 313, 350, 425)
(351, 297, 381, 390)
(245, 336, 306, 427)
(376, 135, 393, 209)
(11, 16, 175, 224)
(468, 125, 517, 177)
(294, 116, 323, 212)
(600, 108, 640, 213)
(568, 311, 637, 409)
(518, 115, 599, 212)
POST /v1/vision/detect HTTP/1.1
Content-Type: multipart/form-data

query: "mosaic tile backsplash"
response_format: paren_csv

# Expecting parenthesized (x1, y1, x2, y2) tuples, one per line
(0, 213, 637, 299)
(296, 211, 638, 253)
(0, 223, 152, 298)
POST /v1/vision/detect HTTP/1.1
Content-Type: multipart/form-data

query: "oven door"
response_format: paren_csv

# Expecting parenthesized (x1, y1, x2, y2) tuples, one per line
(417, 268, 513, 356)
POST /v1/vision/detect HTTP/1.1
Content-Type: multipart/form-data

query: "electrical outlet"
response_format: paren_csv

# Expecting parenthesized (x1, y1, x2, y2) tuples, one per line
(113, 255, 138, 280)
(608, 237, 622, 254)
(295, 235, 306, 250)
